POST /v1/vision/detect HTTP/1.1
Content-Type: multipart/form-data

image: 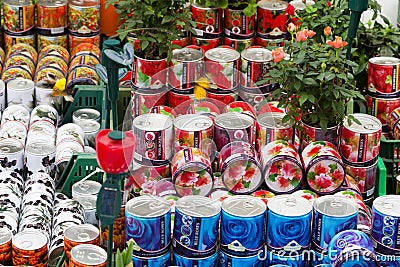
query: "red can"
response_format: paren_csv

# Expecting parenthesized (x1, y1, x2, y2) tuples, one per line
(0, 228, 12, 265)
(223, 100, 257, 120)
(167, 90, 192, 115)
(257, 100, 286, 114)
(368, 56, 400, 97)
(223, 36, 254, 53)
(255, 34, 285, 48)
(132, 54, 168, 90)
(191, 4, 223, 38)
(224, 8, 255, 39)
(36, 0, 68, 33)
(207, 89, 238, 107)
(131, 89, 167, 118)
(257, 0, 288, 38)
(344, 161, 377, 200)
(239, 90, 268, 111)
(387, 106, 400, 133)
(191, 36, 221, 52)
(169, 48, 204, 90)
(171, 34, 190, 49)
(366, 94, 400, 129)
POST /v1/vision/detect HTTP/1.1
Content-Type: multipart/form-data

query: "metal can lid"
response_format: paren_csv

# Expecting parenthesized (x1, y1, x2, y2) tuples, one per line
(343, 113, 382, 134)
(267, 195, 312, 216)
(313, 195, 358, 217)
(205, 47, 240, 63)
(373, 195, 400, 217)
(172, 48, 204, 62)
(70, 244, 107, 265)
(75, 195, 97, 209)
(173, 114, 213, 131)
(241, 47, 273, 62)
(215, 112, 253, 129)
(72, 180, 101, 196)
(125, 195, 170, 218)
(0, 227, 12, 245)
(258, 0, 288, 10)
(7, 78, 34, 91)
(176, 195, 221, 217)
(4, 0, 33, 6)
(133, 113, 173, 131)
(73, 108, 101, 122)
(12, 230, 47, 250)
(37, 0, 68, 7)
(64, 224, 99, 242)
(0, 138, 23, 154)
(257, 113, 293, 129)
(25, 140, 56, 155)
(75, 119, 101, 133)
(369, 56, 400, 66)
(222, 195, 266, 217)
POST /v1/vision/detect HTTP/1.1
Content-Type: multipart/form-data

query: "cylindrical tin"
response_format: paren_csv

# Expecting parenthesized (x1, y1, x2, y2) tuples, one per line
(66, 65, 100, 92)
(27, 120, 57, 144)
(7, 43, 38, 63)
(55, 139, 84, 176)
(223, 36, 254, 53)
(214, 112, 255, 151)
(0, 228, 12, 265)
(125, 195, 171, 257)
(72, 180, 101, 198)
(207, 89, 238, 106)
(4, 53, 36, 74)
(6, 78, 35, 112)
(224, 8, 255, 39)
(0, 213, 18, 235)
(267, 195, 312, 254)
(128, 161, 171, 195)
(131, 89, 167, 117)
(173, 250, 219, 266)
(12, 230, 48, 266)
(190, 36, 221, 52)
(71, 43, 101, 59)
(218, 141, 262, 194)
(132, 251, 171, 267)
(366, 94, 400, 130)
(299, 122, 340, 152)
(0, 80, 5, 112)
(131, 55, 167, 91)
(37, 34, 68, 51)
(344, 160, 377, 200)
(187, 100, 221, 119)
(68, 0, 100, 35)
(255, 34, 285, 48)
(30, 104, 59, 126)
(74, 194, 98, 226)
(0, 138, 24, 173)
(256, 0, 288, 38)
(1, 104, 30, 127)
(171, 147, 213, 197)
(266, 249, 306, 267)
(0, 120, 27, 143)
(340, 113, 382, 166)
(3, 0, 35, 33)
(261, 140, 303, 194)
(190, 4, 223, 38)
(219, 249, 263, 266)
(36, 0, 68, 33)
(205, 47, 240, 90)
(1, 66, 33, 83)
(68, 32, 101, 52)
(312, 195, 359, 253)
(70, 54, 100, 69)
(240, 47, 273, 91)
(75, 119, 100, 148)
(35, 85, 64, 114)
(368, 57, 400, 97)
(38, 44, 70, 63)
(24, 140, 56, 175)
(173, 195, 221, 257)
(220, 195, 266, 256)
(70, 244, 106, 267)
(56, 123, 85, 146)
(166, 89, 192, 114)
(64, 224, 100, 264)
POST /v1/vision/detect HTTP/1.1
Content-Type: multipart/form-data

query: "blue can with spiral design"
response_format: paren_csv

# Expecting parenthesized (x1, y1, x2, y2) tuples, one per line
(266, 195, 312, 255)
(173, 195, 221, 257)
(131, 251, 171, 267)
(220, 195, 266, 256)
(173, 250, 218, 266)
(125, 195, 171, 257)
(219, 249, 264, 267)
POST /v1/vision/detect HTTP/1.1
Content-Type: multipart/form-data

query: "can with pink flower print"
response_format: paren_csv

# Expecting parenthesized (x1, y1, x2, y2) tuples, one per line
(256, 0, 288, 39)
(302, 141, 345, 194)
(222, 101, 257, 121)
(131, 55, 168, 90)
(171, 147, 213, 197)
(291, 189, 319, 203)
(261, 140, 303, 194)
(344, 161, 377, 200)
(218, 141, 263, 195)
(299, 122, 340, 152)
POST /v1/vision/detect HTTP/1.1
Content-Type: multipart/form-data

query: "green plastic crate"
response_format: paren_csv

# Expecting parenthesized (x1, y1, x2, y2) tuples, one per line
(378, 134, 400, 194)
(376, 157, 388, 197)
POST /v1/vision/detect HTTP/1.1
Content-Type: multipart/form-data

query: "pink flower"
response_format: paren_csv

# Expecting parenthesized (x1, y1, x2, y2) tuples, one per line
(282, 163, 298, 179)
(327, 36, 348, 49)
(324, 26, 332, 36)
(306, 29, 316, 38)
(142, 181, 156, 195)
(228, 163, 246, 180)
(287, 22, 297, 32)
(272, 47, 285, 63)
(332, 168, 344, 182)
(296, 30, 308, 42)
(179, 171, 198, 185)
(195, 175, 210, 187)
(315, 174, 333, 189)
(277, 176, 290, 188)
(314, 164, 328, 175)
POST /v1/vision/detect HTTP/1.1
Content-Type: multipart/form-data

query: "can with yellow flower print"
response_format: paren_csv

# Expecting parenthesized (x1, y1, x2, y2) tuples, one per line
(256, 0, 288, 39)
(302, 141, 345, 194)
(171, 147, 213, 197)
(3, 0, 35, 33)
(68, 0, 100, 35)
(261, 140, 303, 194)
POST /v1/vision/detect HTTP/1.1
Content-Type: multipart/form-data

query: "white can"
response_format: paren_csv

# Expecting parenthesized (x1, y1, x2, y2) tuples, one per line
(30, 104, 59, 126)
(74, 194, 98, 226)
(72, 108, 101, 123)
(27, 120, 57, 144)
(35, 85, 63, 113)
(0, 120, 27, 143)
(75, 119, 100, 148)
(0, 80, 6, 112)
(6, 78, 35, 112)
(72, 180, 101, 198)
(24, 140, 56, 176)
(56, 123, 85, 147)
(0, 138, 24, 173)
(1, 105, 30, 127)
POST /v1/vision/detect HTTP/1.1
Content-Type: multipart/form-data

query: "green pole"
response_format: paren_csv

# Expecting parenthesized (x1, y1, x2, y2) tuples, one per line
(346, 0, 369, 60)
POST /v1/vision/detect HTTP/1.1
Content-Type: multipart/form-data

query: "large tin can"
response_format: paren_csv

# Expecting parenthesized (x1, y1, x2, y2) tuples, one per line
(3, 31, 36, 52)
(344, 161, 377, 200)
(68, 0, 100, 35)
(368, 57, 400, 97)
(224, 8, 255, 39)
(132, 251, 171, 267)
(27, 120, 57, 144)
(37, 34, 68, 51)
(171, 147, 213, 197)
(24, 140, 56, 175)
(70, 244, 106, 267)
(74, 194, 98, 226)
(0, 228, 12, 265)
(191, 4, 223, 38)
(191, 36, 221, 52)
(131, 89, 167, 117)
(64, 224, 100, 264)
(366, 94, 400, 130)
(220, 195, 266, 256)
(255, 34, 285, 48)
(267, 195, 313, 254)
(257, 0, 288, 38)
(36, 0, 68, 33)
(12, 230, 48, 266)
(132, 55, 167, 90)
(1, 104, 30, 127)
(68, 32, 101, 54)
(72, 180, 101, 198)
(219, 249, 263, 267)
(312, 195, 358, 253)
(218, 141, 262, 194)
(173, 195, 221, 257)
(0, 138, 24, 173)
(261, 140, 303, 194)
(241, 47, 273, 92)
(3, 0, 35, 33)
(173, 250, 219, 266)
(223, 36, 254, 54)
(7, 43, 38, 63)
(205, 47, 240, 90)
(340, 113, 382, 166)
(6, 78, 35, 112)
(125, 195, 171, 257)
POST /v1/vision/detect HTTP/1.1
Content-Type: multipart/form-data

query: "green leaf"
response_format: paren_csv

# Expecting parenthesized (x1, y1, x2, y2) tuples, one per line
(243, 3, 257, 17)
(325, 72, 335, 81)
(269, 173, 277, 182)
(116, 249, 123, 267)
(141, 40, 149, 50)
(242, 180, 251, 189)
(295, 74, 304, 81)
(299, 94, 308, 106)
(303, 78, 318, 86)
(329, 164, 337, 173)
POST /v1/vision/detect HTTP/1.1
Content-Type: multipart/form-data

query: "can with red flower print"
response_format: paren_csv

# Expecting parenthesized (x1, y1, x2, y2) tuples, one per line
(223, 101, 257, 120)
(207, 89, 238, 106)
(340, 113, 382, 166)
(302, 141, 345, 194)
(133, 113, 174, 166)
(132, 54, 168, 90)
(224, 8, 255, 39)
(291, 189, 319, 203)
(256, 0, 288, 39)
(191, 36, 221, 52)
(252, 189, 275, 205)
(187, 100, 221, 119)
(261, 140, 303, 194)
(256, 112, 294, 152)
(368, 57, 400, 97)
(255, 34, 285, 48)
(131, 89, 167, 118)
(167, 90, 192, 115)
(344, 161, 377, 200)
(171, 147, 213, 197)
(299, 122, 340, 152)
(387, 106, 400, 133)
(218, 141, 263, 194)
(128, 161, 170, 196)
(366, 94, 400, 131)
(0, 228, 12, 265)
(205, 47, 240, 90)
(191, 4, 223, 38)
(223, 36, 254, 54)
(258, 100, 286, 115)
(214, 112, 255, 151)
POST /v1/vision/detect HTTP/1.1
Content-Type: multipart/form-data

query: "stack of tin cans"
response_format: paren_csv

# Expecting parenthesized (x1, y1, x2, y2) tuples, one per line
(36, 45, 69, 85)
(12, 230, 49, 266)
(2, 44, 37, 83)
(0, 171, 23, 235)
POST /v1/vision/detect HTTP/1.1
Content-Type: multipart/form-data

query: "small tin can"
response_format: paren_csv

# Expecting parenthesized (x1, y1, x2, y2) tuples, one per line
(27, 119, 57, 143)
(12, 230, 48, 266)
(75, 119, 100, 148)
(68, 0, 100, 35)
(173, 250, 219, 266)
(299, 122, 340, 152)
(220, 195, 266, 256)
(55, 139, 84, 176)
(223, 36, 254, 53)
(1, 66, 33, 83)
(3, 31, 36, 54)
(70, 54, 100, 69)
(7, 43, 38, 63)
(0, 138, 24, 173)
(220, 249, 264, 267)
(70, 244, 106, 267)
(131, 89, 167, 117)
(190, 36, 221, 52)
(0, 120, 27, 143)
(187, 100, 221, 119)
(39, 44, 70, 63)
(267, 195, 313, 254)
(368, 57, 400, 97)
(173, 195, 221, 257)
(1, 104, 30, 127)
(131, 54, 167, 90)
(36, 0, 68, 33)
(214, 112, 255, 151)
(366, 94, 400, 130)
(340, 113, 382, 166)
(68, 32, 101, 54)
(4, 53, 36, 74)
(255, 34, 285, 48)
(171, 147, 213, 197)
(0, 228, 12, 265)
(261, 140, 303, 194)
(35, 84, 64, 113)
(71, 43, 101, 59)
(0, 80, 5, 112)
(224, 8, 255, 39)
(25, 141, 56, 178)
(132, 251, 171, 267)
(256, 0, 288, 38)
(73, 108, 101, 123)
(3, 0, 35, 33)
(74, 194, 98, 226)
(312, 195, 359, 253)
(64, 224, 100, 264)
(344, 161, 377, 200)
(128, 161, 171, 195)
(72, 180, 101, 198)
(191, 4, 223, 38)
(37, 33, 68, 51)
(67, 65, 100, 92)
(205, 47, 240, 90)
(30, 104, 59, 126)
(218, 141, 262, 194)
(6, 78, 35, 112)
(125, 195, 171, 257)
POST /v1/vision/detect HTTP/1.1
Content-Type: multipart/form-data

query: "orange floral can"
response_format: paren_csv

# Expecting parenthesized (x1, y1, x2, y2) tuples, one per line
(37, 55, 69, 76)
(68, 0, 100, 35)
(12, 230, 48, 266)
(3, 31, 36, 53)
(69, 32, 100, 52)
(69, 244, 107, 267)
(0, 228, 12, 265)
(3, 0, 35, 33)
(36, 0, 68, 34)
(37, 33, 68, 51)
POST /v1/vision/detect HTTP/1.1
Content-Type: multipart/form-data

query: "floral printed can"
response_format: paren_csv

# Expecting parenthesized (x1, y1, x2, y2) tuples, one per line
(302, 141, 345, 194)
(312, 195, 358, 253)
(37, 34, 68, 51)
(255, 34, 285, 48)
(66, 65, 100, 92)
(127, 161, 170, 195)
(39, 44, 70, 63)
(131, 89, 167, 118)
(132, 251, 171, 267)
(223, 100, 257, 120)
(224, 8, 255, 39)
(191, 4, 223, 38)
(344, 161, 377, 200)
(3, 32, 36, 53)
(173, 250, 219, 267)
(368, 57, 400, 97)
(7, 43, 38, 63)
(3, 0, 35, 33)
(71, 42, 100, 59)
(191, 36, 221, 52)
(1, 66, 33, 83)
(35, 66, 66, 84)
(256, 0, 288, 39)
(388, 106, 400, 133)
(132, 54, 168, 91)
(218, 141, 262, 194)
(220, 195, 266, 256)
(219, 249, 264, 267)
(186, 100, 221, 119)
(70, 54, 100, 69)
(261, 140, 303, 194)
(69, 244, 106, 267)
(125, 195, 171, 257)
(68, 0, 100, 35)
(223, 36, 254, 54)
(1, 104, 30, 127)
(252, 189, 275, 205)
(291, 189, 319, 203)
(4, 54, 36, 74)
(0, 228, 12, 265)
(56, 123, 84, 146)
(340, 113, 382, 166)
(366, 94, 400, 130)
(36, 0, 68, 33)
(6, 78, 35, 112)
(238, 90, 268, 112)
(36, 56, 68, 77)
(68, 32, 101, 51)
(166, 90, 192, 114)
(12, 230, 49, 266)
(171, 147, 213, 197)
(299, 122, 340, 152)
(27, 120, 57, 145)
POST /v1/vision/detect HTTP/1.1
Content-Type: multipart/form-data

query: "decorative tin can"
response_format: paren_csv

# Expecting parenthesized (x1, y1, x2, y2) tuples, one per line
(64, 224, 100, 264)
(72, 180, 101, 198)
(27, 119, 57, 143)
(167, 89, 192, 114)
(312, 195, 359, 253)
(267, 195, 313, 254)
(56, 123, 84, 146)
(387, 106, 400, 133)
(68, 0, 100, 35)
(344, 161, 377, 200)
(223, 36, 254, 54)
(173, 250, 219, 266)
(131, 55, 167, 91)
(223, 100, 257, 120)
(70, 244, 106, 267)
(72, 108, 101, 123)
(214, 112, 255, 151)
(131, 89, 167, 117)
(239, 91, 268, 113)
(191, 36, 221, 52)
(55, 139, 84, 176)
(340, 113, 382, 166)
(75, 119, 100, 148)
(125, 195, 171, 257)
(132, 251, 171, 267)
(292, 189, 319, 203)
(7, 43, 38, 63)
(37, 34, 68, 51)
(24, 140, 56, 175)
(36, 0, 68, 32)
(30, 104, 59, 126)
(218, 141, 262, 194)
(1, 104, 30, 127)
(132, 113, 173, 165)
(0, 138, 24, 173)
(173, 195, 221, 257)
(0, 228, 12, 265)
(328, 229, 374, 261)
(366, 94, 400, 130)
(205, 47, 240, 90)
(257, 0, 288, 38)
(220, 195, 266, 256)
(368, 57, 400, 97)
(6, 78, 35, 111)
(0, 213, 18, 235)
(74, 194, 98, 226)
(220, 249, 264, 267)
(70, 54, 100, 69)
(255, 34, 285, 48)
(3, 0, 35, 33)
(261, 140, 303, 194)
(68, 32, 101, 52)
(39, 44, 70, 63)
(224, 8, 255, 38)
(171, 147, 213, 197)
(12, 230, 48, 266)
(207, 89, 238, 106)
(1, 66, 33, 83)
(66, 65, 100, 91)
(0, 120, 27, 143)
(0, 80, 5, 112)
(191, 4, 223, 38)
(299, 122, 340, 152)
(4, 53, 36, 74)
(266, 249, 306, 267)
(71, 43, 100, 59)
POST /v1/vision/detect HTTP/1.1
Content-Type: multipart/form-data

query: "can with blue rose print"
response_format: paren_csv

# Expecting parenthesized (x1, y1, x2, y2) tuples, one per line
(220, 195, 266, 256)
(371, 195, 400, 255)
(312, 195, 358, 253)
(131, 250, 171, 267)
(173, 250, 219, 266)
(267, 195, 312, 255)
(173, 195, 221, 257)
(266, 249, 307, 267)
(125, 195, 171, 257)
(219, 249, 264, 267)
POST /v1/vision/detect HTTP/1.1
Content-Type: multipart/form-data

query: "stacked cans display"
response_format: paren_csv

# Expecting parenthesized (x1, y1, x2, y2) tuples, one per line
(72, 179, 101, 225)
(2, 44, 37, 83)
(36, 45, 69, 86)
(12, 230, 49, 267)
(0, 171, 23, 235)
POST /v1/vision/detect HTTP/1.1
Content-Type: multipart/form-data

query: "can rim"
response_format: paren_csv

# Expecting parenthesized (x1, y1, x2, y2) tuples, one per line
(125, 195, 171, 218)
(221, 195, 266, 217)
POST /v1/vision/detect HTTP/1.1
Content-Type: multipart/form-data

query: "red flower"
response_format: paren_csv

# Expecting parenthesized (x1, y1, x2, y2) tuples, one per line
(315, 174, 333, 189)
(307, 145, 322, 158)
(243, 167, 256, 181)
(332, 168, 344, 182)
(324, 26, 332, 36)
(327, 1, 332, 7)
(232, 180, 245, 192)
(195, 175, 210, 187)
(327, 36, 348, 49)
(285, 4, 295, 16)
(179, 171, 198, 185)
(277, 176, 290, 188)
(314, 163, 328, 175)
(269, 163, 279, 174)
(306, 29, 316, 38)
